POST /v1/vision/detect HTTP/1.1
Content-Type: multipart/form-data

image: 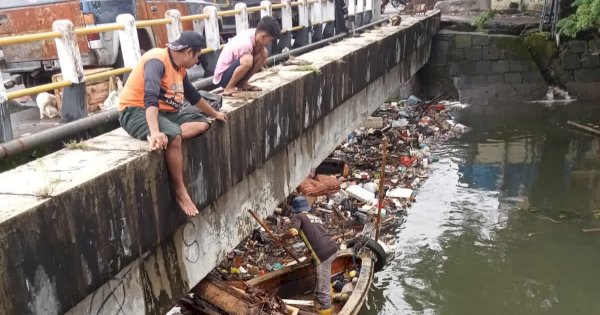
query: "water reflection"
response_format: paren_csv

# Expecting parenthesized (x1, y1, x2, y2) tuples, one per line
(361, 102, 600, 315)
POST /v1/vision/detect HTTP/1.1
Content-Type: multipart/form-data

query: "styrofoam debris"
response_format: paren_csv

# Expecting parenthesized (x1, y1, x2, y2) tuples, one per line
(346, 185, 375, 202)
(386, 187, 413, 199)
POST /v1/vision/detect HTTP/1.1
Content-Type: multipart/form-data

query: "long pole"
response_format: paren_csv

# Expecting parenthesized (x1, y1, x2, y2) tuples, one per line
(375, 138, 388, 241)
(567, 120, 600, 137)
(248, 209, 301, 263)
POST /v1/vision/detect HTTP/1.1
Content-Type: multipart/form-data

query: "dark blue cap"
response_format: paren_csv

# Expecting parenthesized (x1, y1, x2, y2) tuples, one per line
(167, 31, 206, 51)
(291, 196, 311, 213)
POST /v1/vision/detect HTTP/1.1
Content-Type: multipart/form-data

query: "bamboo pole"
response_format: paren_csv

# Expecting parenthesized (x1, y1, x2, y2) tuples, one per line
(248, 209, 301, 263)
(582, 228, 600, 233)
(375, 138, 388, 241)
(566, 120, 600, 137)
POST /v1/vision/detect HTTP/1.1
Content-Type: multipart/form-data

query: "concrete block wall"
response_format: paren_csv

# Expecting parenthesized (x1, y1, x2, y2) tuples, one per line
(491, 0, 545, 11)
(559, 39, 600, 100)
(0, 13, 441, 315)
(422, 30, 547, 105)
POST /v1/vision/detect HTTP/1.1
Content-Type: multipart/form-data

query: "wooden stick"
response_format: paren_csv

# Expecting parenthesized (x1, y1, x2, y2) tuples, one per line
(283, 299, 314, 306)
(248, 209, 301, 263)
(582, 228, 600, 233)
(566, 120, 600, 137)
(375, 138, 388, 241)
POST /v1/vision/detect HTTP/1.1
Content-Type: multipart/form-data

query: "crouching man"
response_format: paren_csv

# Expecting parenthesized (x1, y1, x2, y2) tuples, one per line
(118, 31, 227, 216)
(283, 196, 339, 315)
(213, 16, 281, 96)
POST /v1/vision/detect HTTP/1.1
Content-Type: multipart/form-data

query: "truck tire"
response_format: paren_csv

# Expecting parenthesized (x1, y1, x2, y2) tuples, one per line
(347, 236, 387, 272)
(23, 72, 53, 88)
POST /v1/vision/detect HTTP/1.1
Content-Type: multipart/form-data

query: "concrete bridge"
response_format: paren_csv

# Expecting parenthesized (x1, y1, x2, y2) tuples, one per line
(0, 12, 440, 315)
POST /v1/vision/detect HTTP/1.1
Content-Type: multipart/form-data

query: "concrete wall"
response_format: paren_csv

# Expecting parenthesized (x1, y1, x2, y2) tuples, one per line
(556, 39, 600, 99)
(491, 0, 545, 11)
(0, 13, 440, 315)
(421, 30, 547, 104)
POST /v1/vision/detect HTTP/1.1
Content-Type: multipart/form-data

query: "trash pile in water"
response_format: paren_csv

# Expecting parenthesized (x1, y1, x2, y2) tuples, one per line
(171, 95, 470, 313)
(214, 95, 470, 281)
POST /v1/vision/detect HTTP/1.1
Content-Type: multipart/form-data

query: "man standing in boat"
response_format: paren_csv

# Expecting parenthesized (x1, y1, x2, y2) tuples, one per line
(283, 196, 339, 315)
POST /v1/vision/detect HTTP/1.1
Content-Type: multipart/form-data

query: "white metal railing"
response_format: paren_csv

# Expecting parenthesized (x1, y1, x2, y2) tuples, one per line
(0, 0, 377, 143)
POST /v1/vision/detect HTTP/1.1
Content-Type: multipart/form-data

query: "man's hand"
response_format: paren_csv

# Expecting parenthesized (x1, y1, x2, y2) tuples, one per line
(282, 228, 298, 240)
(212, 111, 227, 123)
(196, 98, 227, 123)
(148, 132, 168, 150)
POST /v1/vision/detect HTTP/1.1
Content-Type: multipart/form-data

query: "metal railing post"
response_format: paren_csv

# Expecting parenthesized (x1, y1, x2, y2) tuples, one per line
(347, 0, 356, 34)
(311, 0, 323, 41)
(53, 19, 87, 122)
(203, 6, 220, 76)
(235, 3, 249, 34)
(323, 0, 335, 37)
(296, 0, 310, 46)
(281, 0, 293, 33)
(0, 73, 13, 143)
(372, 0, 381, 20)
(261, 0, 273, 17)
(260, 1, 275, 54)
(279, 0, 293, 51)
(348, 0, 356, 20)
(116, 14, 141, 68)
(165, 9, 183, 42)
(204, 6, 220, 52)
(192, 18, 204, 35)
(364, 0, 373, 24)
(356, 0, 364, 27)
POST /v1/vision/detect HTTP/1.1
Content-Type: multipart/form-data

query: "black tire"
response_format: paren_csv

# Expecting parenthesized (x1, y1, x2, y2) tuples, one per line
(22, 72, 53, 88)
(347, 236, 387, 272)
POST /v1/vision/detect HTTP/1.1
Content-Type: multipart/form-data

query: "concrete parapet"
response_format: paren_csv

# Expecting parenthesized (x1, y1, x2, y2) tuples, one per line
(0, 12, 441, 315)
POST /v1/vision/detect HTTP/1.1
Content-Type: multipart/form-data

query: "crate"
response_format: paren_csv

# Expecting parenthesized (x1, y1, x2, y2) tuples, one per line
(52, 67, 118, 113)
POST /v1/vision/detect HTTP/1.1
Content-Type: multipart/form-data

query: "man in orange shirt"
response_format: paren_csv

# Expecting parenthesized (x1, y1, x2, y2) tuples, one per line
(119, 31, 227, 217)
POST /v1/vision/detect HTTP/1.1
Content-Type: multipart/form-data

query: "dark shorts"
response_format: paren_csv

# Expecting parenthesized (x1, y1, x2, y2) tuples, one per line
(119, 106, 211, 143)
(217, 58, 241, 88)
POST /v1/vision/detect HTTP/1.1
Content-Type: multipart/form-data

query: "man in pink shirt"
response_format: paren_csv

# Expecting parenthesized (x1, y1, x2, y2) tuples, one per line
(213, 16, 281, 95)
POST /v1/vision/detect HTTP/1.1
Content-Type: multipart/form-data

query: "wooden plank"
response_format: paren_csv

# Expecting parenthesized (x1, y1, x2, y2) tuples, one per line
(582, 228, 600, 233)
(287, 305, 300, 315)
(283, 299, 314, 306)
(566, 120, 600, 137)
(194, 276, 257, 315)
(362, 222, 376, 239)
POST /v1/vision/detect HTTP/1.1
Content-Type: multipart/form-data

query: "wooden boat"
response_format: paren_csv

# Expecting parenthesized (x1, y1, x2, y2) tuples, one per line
(187, 223, 387, 315)
(248, 248, 375, 315)
(191, 248, 379, 315)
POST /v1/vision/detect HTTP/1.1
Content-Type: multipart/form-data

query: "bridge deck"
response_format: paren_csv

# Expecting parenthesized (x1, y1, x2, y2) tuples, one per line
(0, 12, 440, 315)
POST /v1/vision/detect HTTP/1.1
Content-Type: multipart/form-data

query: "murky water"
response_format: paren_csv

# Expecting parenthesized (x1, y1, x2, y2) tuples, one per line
(361, 101, 600, 315)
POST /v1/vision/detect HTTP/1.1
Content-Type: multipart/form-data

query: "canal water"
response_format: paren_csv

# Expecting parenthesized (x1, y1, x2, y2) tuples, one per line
(360, 101, 600, 315)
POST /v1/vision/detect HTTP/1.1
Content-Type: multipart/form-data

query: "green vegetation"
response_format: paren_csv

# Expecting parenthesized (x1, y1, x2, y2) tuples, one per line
(290, 65, 321, 74)
(64, 139, 91, 150)
(472, 10, 496, 31)
(35, 178, 62, 199)
(558, 0, 600, 37)
(34, 159, 62, 199)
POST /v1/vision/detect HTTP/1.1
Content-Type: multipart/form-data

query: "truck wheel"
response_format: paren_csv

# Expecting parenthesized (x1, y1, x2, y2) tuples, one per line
(347, 236, 387, 272)
(23, 72, 53, 88)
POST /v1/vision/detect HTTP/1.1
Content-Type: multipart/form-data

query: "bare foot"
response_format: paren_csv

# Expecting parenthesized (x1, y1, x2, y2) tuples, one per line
(239, 84, 261, 92)
(222, 87, 238, 96)
(176, 190, 199, 216)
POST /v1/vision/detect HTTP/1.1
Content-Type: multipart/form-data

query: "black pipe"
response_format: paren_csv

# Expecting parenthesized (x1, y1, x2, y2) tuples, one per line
(0, 18, 388, 159)
(194, 18, 388, 90)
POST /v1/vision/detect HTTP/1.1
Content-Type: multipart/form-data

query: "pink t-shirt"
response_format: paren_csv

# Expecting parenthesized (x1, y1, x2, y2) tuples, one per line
(213, 29, 256, 84)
